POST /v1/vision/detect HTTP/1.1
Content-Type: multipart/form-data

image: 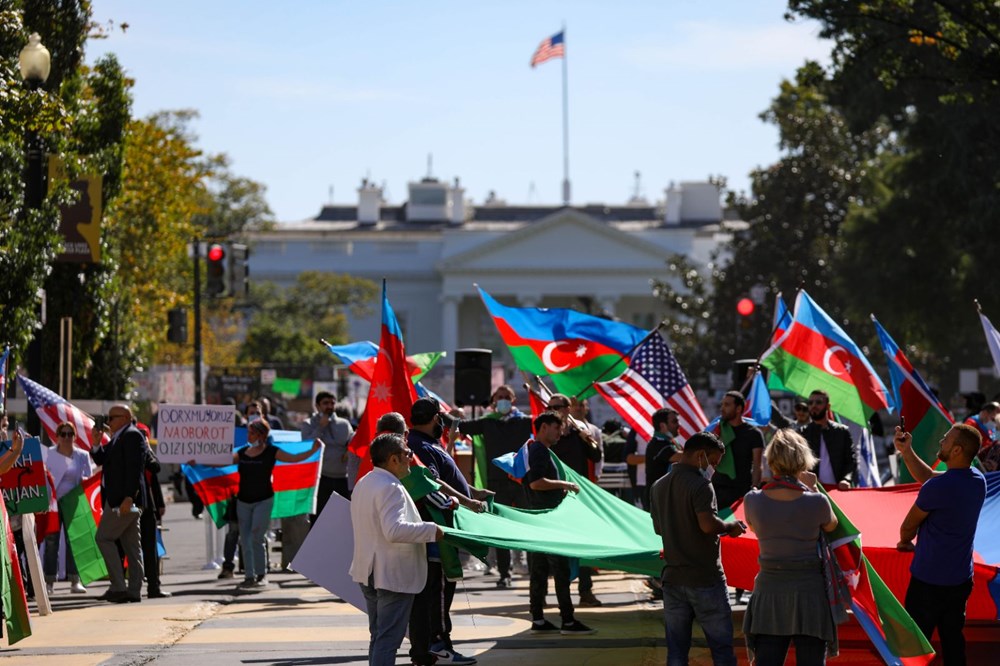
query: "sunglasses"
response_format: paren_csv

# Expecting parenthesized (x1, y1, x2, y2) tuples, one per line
(549, 403, 569, 410)
(808, 400, 827, 406)
(57, 430, 74, 437)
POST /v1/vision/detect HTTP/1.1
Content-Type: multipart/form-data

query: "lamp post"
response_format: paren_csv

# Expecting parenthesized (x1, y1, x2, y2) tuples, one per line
(19, 33, 50, 436)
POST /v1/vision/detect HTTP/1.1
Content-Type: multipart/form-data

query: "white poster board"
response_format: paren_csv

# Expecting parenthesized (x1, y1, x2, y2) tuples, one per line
(292, 492, 366, 612)
(155, 404, 235, 464)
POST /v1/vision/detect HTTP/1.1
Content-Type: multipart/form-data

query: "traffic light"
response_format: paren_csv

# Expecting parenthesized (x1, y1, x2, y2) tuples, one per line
(167, 307, 188, 343)
(205, 243, 229, 297)
(229, 243, 249, 300)
(737, 297, 755, 330)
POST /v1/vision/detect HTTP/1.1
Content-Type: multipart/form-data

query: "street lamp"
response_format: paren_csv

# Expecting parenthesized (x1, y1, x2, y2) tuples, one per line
(18, 33, 51, 87)
(19, 33, 50, 436)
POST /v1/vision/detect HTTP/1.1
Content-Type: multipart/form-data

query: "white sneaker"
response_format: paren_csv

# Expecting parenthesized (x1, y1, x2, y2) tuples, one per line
(70, 581, 87, 594)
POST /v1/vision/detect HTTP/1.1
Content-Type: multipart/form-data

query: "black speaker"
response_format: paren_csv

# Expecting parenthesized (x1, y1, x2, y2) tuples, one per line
(732, 359, 765, 393)
(454, 348, 492, 407)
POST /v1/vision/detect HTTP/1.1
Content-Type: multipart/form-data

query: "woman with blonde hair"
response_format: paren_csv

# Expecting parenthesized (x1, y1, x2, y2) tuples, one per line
(743, 428, 839, 665)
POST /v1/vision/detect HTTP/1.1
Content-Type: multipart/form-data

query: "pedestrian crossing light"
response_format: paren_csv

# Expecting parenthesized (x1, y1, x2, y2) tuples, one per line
(206, 243, 229, 297)
(229, 243, 249, 300)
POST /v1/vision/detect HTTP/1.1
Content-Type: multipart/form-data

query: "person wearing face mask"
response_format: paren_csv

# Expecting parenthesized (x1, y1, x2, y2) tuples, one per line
(452, 385, 533, 588)
(407, 397, 491, 666)
(650, 431, 746, 666)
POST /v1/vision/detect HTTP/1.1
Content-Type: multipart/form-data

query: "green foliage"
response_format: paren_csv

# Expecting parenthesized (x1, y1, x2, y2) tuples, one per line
(238, 273, 379, 367)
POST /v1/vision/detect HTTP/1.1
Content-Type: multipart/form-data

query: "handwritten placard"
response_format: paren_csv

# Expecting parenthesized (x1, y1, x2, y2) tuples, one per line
(0, 437, 50, 514)
(156, 404, 235, 464)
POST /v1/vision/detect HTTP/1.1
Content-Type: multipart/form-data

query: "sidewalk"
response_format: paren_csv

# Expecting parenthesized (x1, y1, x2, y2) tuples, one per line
(6, 499, 998, 665)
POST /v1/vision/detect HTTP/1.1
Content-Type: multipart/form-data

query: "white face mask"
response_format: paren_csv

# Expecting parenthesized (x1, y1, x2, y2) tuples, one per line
(495, 399, 512, 415)
(699, 453, 715, 480)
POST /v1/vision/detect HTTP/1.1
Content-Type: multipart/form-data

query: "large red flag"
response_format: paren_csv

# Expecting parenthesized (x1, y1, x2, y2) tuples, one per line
(348, 281, 419, 481)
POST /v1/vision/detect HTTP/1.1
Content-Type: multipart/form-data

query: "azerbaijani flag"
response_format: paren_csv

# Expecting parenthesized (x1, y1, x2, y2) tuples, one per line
(477, 285, 647, 398)
(348, 281, 419, 481)
(767, 294, 792, 392)
(0, 487, 31, 644)
(761, 290, 892, 425)
(325, 341, 445, 385)
(59, 472, 108, 586)
(872, 317, 952, 483)
(183, 436, 322, 528)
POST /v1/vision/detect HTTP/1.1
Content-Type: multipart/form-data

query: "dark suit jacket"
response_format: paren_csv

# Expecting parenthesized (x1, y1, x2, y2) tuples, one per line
(798, 421, 857, 486)
(90, 424, 147, 508)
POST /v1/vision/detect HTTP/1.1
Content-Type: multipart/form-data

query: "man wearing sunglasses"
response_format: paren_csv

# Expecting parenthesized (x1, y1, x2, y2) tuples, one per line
(90, 405, 148, 603)
(798, 390, 856, 491)
(350, 433, 443, 666)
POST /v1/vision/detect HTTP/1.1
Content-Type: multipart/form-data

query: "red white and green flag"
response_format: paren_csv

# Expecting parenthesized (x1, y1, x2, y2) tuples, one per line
(477, 285, 647, 398)
(872, 317, 951, 483)
(823, 488, 936, 665)
(58, 472, 108, 586)
(0, 488, 31, 644)
(761, 290, 892, 424)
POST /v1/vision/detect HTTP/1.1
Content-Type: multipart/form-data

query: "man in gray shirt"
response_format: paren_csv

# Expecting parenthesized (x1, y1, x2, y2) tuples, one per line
(301, 391, 355, 518)
(650, 431, 746, 666)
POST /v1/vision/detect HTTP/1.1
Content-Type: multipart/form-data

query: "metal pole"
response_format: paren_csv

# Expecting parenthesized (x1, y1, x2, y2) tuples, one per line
(24, 128, 45, 436)
(561, 24, 570, 206)
(193, 240, 203, 405)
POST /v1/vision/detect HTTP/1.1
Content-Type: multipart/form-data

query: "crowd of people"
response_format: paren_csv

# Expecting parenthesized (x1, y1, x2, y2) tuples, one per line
(3, 379, 994, 665)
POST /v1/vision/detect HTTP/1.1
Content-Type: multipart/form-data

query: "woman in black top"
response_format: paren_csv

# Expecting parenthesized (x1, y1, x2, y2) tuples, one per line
(234, 420, 321, 589)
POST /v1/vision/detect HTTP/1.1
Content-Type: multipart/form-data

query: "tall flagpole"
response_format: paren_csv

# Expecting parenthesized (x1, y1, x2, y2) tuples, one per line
(561, 23, 570, 206)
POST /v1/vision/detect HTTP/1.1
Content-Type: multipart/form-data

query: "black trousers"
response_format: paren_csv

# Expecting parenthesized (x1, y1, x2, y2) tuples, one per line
(905, 576, 974, 666)
(140, 509, 162, 592)
(408, 561, 445, 665)
(578, 566, 594, 594)
(528, 552, 574, 624)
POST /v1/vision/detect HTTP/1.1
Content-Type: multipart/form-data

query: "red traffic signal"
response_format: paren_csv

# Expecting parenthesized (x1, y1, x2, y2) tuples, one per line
(737, 298, 755, 317)
(207, 244, 226, 262)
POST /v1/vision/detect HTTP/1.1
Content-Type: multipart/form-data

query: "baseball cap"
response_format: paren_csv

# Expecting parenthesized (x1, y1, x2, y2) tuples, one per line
(411, 397, 455, 427)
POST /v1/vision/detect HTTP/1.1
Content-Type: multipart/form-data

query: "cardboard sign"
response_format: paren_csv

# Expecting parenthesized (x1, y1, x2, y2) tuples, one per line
(0, 437, 51, 514)
(155, 404, 235, 464)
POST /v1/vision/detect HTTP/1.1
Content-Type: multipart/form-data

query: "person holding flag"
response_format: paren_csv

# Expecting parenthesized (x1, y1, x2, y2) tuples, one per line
(711, 391, 764, 511)
(894, 423, 986, 666)
(42, 421, 94, 596)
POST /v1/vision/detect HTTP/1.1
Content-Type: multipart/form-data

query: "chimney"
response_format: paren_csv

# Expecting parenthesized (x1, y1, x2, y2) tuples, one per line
(664, 181, 682, 226)
(358, 178, 381, 226)
(449, 177, 466, 226)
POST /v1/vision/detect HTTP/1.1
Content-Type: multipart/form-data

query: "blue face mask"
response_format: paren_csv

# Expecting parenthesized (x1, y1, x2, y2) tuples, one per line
(495, 399, 512, 415)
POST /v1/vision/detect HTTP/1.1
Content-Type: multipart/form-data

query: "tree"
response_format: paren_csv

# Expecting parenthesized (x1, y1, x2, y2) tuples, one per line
(789, 1, 1000, 387)
(654, 62, 892, 380)
(0, 3, 130, 396)
(238, 273, 379, 367)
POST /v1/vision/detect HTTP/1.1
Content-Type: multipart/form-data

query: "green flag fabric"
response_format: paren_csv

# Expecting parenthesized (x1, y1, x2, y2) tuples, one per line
(714, 421, 737, 480)
(58, 481, 108, 586)
(441, 455, 663, 576)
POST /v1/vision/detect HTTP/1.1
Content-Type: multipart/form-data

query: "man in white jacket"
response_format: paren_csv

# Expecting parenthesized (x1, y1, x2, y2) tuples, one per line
(350, 432, 443, 666)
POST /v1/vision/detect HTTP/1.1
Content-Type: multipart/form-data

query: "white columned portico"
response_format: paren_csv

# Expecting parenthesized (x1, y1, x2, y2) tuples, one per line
(440, 293, 460, 359)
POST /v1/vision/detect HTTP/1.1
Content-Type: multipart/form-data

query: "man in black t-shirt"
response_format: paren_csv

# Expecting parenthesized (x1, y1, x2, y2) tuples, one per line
(522, 412, 596, 636)
(711, 391, 764, 510)
(645, 408, 683, 496)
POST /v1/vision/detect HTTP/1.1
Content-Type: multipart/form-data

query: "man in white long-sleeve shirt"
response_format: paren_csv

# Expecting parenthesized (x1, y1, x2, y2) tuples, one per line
(350, 432, 443, 666)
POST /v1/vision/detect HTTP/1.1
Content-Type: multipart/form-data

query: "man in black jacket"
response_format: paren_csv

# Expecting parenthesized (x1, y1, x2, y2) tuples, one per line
(90, 405, 146, 603)
(798, 389, 857, 490)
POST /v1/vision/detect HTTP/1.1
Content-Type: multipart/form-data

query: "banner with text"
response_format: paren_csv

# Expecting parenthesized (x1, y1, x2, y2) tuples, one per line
(0, 437, 50, 514)
(156, 404, 235, 464)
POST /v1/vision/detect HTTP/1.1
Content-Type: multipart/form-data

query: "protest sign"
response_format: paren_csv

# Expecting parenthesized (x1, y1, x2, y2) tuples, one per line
(0, 437, 50, 514)
(155, 404, 235, 464)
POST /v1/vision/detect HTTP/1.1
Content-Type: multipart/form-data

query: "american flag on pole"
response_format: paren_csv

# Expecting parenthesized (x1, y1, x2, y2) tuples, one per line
(16, 375, 107, 451)
(530, 31, 565, 68)
(595, 333, 708, 442)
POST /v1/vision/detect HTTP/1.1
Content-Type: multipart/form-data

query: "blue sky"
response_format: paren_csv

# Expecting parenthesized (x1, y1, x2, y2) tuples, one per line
(86, 1, 830, 222)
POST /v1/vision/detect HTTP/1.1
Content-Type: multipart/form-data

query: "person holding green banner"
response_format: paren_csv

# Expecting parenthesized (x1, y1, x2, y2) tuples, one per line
(43, 421, 94, 595)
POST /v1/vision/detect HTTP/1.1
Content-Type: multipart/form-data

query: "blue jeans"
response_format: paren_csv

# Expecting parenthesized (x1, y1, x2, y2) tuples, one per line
(362, 576, 415, 666)
(236, 497, 273, 579)
(662, 579, 737, 666)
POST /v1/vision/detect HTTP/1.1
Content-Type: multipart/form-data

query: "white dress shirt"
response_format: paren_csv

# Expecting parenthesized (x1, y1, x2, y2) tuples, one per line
(349, 466, 439, 594)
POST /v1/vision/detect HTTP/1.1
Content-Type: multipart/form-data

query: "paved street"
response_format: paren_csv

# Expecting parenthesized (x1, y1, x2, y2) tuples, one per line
(5, 491, 998, 665)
